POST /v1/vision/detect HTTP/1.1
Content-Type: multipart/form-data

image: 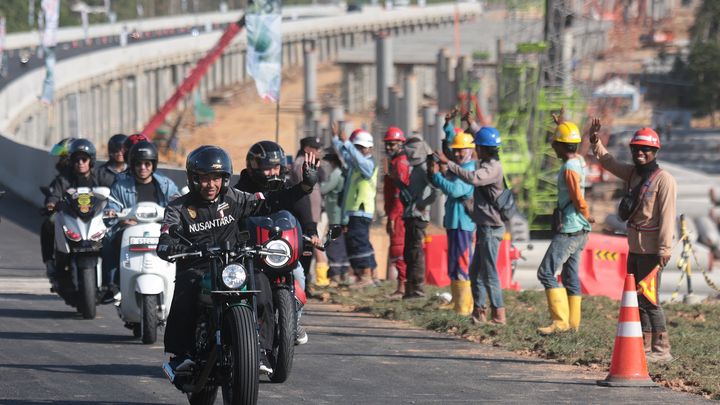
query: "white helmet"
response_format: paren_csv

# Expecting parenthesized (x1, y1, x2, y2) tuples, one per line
(352, 130, 374, 148)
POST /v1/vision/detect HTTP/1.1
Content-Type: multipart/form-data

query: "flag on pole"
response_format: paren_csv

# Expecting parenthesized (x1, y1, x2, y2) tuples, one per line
(245, 0, 282, 102)
(41, 0, 60, 104)
(42, 0, 60, 48)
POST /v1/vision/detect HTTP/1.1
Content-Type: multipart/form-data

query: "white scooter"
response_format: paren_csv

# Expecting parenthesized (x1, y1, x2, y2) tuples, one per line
(114, 202, 176, 344)
(51, 187, 110, 319)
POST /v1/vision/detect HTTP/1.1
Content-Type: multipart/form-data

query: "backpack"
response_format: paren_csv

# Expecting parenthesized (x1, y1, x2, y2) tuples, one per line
(480, 177, 520, 222)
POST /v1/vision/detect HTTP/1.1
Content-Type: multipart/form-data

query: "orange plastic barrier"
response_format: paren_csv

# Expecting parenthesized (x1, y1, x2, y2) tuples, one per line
(578, 233, 628, 300)
(424, 233, 520, 290)
(424, 234, 450, 287)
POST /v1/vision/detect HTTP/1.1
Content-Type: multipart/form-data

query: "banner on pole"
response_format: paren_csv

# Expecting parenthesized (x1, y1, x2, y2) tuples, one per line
(245, 0, 282, 102)
(42, 0, 60, 48)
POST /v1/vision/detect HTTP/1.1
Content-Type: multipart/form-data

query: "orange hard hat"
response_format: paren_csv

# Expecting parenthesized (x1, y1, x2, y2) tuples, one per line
(630, 127, 661, 149)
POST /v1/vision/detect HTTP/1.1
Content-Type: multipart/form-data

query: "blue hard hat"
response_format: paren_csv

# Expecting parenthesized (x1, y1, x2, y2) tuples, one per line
(474, 126, 502, 147)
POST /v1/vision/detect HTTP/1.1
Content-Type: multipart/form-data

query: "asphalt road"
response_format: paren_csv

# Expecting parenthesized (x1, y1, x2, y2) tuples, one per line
(0, 188, 712, 404)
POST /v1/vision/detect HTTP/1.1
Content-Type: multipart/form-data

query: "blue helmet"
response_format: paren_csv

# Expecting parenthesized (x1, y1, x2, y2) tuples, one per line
(474, 126, 502, 147)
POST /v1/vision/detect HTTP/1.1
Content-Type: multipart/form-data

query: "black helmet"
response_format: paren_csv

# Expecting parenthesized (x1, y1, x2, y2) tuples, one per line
(68, 139, 97, 167)
(108, 134, 128, 155)
(246, 141, 287, 191)
(128, 140, 158, 175)
(186, 145, 233, 193)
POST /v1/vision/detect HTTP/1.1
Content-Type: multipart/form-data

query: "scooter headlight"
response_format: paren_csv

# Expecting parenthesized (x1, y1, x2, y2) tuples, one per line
(262, 239, 291, 268)
(221, 264, 247, 289)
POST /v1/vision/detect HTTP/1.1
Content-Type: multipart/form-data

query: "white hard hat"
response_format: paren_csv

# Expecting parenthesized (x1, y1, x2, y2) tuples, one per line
(352, 130, 374, 148)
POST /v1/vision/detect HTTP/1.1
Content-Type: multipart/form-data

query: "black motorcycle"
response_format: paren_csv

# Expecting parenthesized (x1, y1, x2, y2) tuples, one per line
(162, 226, 291, 405)
(246, 210, 341, 383)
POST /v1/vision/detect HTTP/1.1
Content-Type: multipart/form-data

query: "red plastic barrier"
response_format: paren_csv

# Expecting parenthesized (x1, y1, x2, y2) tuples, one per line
(577, 233, 628, 300)
(424, 234, 450, 287)
(423, 233, 520, 290)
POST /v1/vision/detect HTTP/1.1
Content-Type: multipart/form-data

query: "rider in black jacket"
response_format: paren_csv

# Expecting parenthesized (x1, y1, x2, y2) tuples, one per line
(234, 141, 320, 346)
(42, 139, 100, 284)
(157, 145, 318, 374)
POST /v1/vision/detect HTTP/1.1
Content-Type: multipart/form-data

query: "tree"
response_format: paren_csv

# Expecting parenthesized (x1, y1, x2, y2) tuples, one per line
(687, 0, 720, 123)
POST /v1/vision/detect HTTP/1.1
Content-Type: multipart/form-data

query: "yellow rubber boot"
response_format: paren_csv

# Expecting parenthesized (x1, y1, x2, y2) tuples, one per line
(454, 280, 473, 316)
(568, 295, 582, 331)
(537, 288, 570, 335)
(314, 262, 330, 287)
(439, 281, 459, 310)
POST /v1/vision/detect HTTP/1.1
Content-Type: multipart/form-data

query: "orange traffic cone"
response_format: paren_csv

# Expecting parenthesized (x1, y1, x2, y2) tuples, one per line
(597, 274, 655, 387)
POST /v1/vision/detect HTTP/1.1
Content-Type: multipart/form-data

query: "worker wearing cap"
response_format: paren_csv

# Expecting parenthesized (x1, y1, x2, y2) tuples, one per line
(291, 136, 326, 292)
(589, 119, 676, 362)
(537, 120, 593, 335)
(331, 123, 378, 289)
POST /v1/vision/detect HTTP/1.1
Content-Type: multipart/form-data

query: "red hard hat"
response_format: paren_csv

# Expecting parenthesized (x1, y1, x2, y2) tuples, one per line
(384, 126, 406, 142)
(630, 127, 661, 149)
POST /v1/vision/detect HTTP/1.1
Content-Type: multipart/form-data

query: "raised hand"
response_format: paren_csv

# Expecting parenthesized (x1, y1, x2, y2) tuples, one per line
(589, 117, 601, 144)
(302, 152, 318, 189)
(445, 108, 458, 123)
(551, 106, 565, 125)
(332, 122, 347, 142)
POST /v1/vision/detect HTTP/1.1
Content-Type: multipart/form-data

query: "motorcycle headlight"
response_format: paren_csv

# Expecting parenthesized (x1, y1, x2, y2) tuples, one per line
(263, 239, 291, 268)
(221, 264, 248, 289)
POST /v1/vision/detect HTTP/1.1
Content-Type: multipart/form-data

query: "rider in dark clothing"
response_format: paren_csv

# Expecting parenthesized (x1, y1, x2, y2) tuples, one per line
(42, 139, 100, 283)
(157, 145, 318, 374)
(94, 134, 127, 188)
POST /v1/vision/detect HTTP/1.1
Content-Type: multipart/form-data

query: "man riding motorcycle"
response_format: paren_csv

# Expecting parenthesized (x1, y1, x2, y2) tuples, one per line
(95, 134, 128, 187)
(234, 140, 321, 345)
(101, 141, 180, 303)
(42, 139, 100, 284)
(156, 145, 318, 375)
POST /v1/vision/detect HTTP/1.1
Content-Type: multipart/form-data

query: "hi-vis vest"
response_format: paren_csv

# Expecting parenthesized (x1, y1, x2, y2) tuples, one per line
(344, 166, 378, 215)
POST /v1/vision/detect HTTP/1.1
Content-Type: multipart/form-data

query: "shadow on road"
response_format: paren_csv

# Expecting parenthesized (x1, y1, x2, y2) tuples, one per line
(301, 351, 550, 366)
(310, 330, 459, 342)
(0, 306, 80, 320)
(0, 331, 140, 345)
(0, 362, 164, 380)
(1, 400, 167, 405)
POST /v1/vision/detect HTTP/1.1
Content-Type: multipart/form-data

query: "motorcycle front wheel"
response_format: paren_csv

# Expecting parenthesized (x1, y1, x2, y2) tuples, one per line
(269, 288, 296, 383)
(221, 305, 259, 405)
(78, 267, 97, 319)
(141, 294, 158, 344)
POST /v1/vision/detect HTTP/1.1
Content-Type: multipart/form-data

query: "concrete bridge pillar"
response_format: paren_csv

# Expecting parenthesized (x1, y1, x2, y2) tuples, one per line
(375, 31, 393, 114)
(401, 74, 418, 135)
(303, 40, 320, 137)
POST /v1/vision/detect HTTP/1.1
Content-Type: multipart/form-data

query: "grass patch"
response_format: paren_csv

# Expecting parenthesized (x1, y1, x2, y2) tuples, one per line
(324, 283, 720, 400)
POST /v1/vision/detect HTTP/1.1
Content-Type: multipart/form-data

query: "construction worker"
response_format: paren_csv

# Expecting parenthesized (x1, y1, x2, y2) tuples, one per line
(435, 126, 507, 324)
(331, 123, 378, 289)
(588, 119, 676, 362)
(397, 134, 436, 299)
(536, 120, 593, 334)
(383, 126, 410, 297)
(429, 126, 475, 315)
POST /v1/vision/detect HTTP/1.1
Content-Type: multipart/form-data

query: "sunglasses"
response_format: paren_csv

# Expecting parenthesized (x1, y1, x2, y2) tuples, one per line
(630, 146, 657, 153)
(73, 156, 90, 163)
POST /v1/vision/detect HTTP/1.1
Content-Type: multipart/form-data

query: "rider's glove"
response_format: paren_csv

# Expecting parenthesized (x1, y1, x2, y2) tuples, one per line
(157, 242, 187, 261)
(301, 159, 318, 192)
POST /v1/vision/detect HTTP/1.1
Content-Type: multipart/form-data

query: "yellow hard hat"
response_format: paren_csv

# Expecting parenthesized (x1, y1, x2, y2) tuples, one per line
(553, 121, 581, 143)
(449, 132, 475, 149)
